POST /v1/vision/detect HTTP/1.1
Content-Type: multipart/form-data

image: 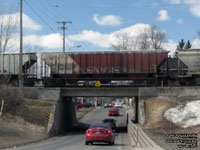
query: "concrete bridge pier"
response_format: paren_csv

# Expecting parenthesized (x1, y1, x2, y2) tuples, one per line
(48, 97, 76, 136)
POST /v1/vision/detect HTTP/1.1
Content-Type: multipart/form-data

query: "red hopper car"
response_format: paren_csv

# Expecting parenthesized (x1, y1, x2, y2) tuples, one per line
(41, 51, 168, 86)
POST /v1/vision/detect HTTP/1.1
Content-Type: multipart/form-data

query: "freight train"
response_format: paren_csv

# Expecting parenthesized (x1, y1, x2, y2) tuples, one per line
(41, 50, 168, 87)
(0, 49, 199, 87)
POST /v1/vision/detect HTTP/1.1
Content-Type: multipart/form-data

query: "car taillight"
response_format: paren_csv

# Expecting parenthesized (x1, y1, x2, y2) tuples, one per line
(107, 130, 111, 134)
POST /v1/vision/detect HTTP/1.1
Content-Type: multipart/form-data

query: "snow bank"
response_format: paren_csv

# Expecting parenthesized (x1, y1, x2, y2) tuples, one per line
(164, 100, 200, 128)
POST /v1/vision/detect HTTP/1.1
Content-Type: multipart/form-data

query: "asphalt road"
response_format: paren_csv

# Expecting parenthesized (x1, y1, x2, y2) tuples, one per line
(5, 107, 130, 150)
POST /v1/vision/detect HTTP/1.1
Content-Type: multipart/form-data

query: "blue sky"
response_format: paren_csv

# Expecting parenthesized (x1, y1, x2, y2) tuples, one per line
(4, 0, 200, 54)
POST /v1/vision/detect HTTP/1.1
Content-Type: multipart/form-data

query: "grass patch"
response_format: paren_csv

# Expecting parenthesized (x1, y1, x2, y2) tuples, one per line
(13, 99, 54, 127)
(142, 97, 178, 129)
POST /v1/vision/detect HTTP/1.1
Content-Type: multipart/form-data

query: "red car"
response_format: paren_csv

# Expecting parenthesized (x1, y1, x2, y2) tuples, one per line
(77, 102, 82, 108)
(85, 124, 115, 145)
(108, 108, 119, 116)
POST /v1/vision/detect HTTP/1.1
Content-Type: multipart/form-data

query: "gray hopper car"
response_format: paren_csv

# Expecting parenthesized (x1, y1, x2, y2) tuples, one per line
(178, 49, 200, 85)
(0, 53, 37, 85)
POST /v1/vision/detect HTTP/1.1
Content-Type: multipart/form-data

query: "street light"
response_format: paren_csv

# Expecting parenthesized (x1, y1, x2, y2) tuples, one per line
(68, 45, 81, 50)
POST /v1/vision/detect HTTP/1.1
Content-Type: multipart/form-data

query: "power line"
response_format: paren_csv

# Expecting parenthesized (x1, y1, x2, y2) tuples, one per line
(27, 0, 58, 23)
(44, 0, 91, 51)
(70, 24, 90, 51)
(44, 0, 66, 21)
(24, 0, 72, 51)
(24, 0, 57, 34)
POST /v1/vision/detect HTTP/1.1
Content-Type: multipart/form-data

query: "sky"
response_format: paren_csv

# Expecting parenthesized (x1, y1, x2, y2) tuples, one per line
(3, 0, 200, 55)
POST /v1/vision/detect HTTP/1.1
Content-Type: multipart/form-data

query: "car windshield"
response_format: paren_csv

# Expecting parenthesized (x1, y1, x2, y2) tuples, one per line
(90, 124, 109, 129)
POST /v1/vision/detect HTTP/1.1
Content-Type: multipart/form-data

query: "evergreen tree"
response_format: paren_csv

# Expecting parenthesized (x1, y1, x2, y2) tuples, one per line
(178, 39, 185, 49)
(184, 40, 192, 49)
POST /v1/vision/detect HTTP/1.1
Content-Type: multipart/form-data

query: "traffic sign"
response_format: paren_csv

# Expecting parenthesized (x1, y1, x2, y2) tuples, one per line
(95, 81, 101, 87)
(45, 111, 50, 121)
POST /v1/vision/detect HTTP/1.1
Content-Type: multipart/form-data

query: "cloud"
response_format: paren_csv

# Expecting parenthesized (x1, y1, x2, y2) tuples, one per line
(165, 0, 200, 17)
(189, 5, 200, 17)
(191, 38, 200, 48)
(177, 19, 183, 24)
(163, 40, 177, 56)
(0, 13, 42, 31)
(93, 14, 122, 26)
(69, 24, 150, 48)
(22, 13, 42, 30)
(164, 0, 181, 4)
(157, 9, 170, 21)
(23, 33, 74, 49)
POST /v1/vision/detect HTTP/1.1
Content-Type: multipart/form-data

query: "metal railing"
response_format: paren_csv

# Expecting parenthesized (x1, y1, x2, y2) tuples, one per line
(127, 114, 138, 147)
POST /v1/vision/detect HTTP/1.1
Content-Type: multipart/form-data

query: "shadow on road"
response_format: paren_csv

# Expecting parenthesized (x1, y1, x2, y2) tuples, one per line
(88, 143, 127, 146)
(71, 122, 127, 133)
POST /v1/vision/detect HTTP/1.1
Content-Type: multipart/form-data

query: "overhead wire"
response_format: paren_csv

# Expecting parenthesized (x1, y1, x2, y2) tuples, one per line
(23, 0, 72, 50)
(24, 0, 57, 34)
(26, 0, 57, 23)
(44, 0, 91, 51)
(70, 24, 90, 51)
(44, 0, 66, 21)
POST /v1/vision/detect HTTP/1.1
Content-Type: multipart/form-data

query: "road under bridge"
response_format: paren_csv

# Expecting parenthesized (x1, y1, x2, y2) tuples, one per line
(23, 86, 200, 136)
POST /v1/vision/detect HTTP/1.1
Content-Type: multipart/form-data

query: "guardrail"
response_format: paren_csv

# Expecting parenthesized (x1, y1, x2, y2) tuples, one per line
(127, 113, 164, 150)
(128, 116, 138, 147)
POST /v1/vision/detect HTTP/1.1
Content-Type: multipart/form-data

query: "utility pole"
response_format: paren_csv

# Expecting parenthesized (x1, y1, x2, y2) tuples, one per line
(19, 0, 23, 87)
(57, 21, 72, 52)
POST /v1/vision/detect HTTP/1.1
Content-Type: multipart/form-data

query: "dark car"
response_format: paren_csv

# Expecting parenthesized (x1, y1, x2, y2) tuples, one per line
(82, 102, 92, 108)
(102, 118, 116, 130)
(104, 102, 114, 108)
(85, 124, 115, 145)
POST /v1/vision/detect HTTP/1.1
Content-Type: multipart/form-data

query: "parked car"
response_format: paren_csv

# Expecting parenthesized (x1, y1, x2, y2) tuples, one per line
(82, 102, 92, 108)
(85, 124, 115, 145)
(102, 118, 116, 130)
(77, 102, 82, 108)
(108, 108, 119, 116)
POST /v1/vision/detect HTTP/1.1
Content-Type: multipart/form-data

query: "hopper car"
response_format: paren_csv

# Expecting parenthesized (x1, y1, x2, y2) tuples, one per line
(1, 49, 200, 87)
(41, 51, 168, 87)
(0, 53, 37, 86)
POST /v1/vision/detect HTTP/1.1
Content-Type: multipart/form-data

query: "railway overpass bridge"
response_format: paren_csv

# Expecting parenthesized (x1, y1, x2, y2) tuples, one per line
(23, 86, 200, 136)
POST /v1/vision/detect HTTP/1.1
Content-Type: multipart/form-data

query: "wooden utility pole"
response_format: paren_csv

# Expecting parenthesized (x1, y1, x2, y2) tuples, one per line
(19, 0, 23, 87)
(57, 21, 72, 52)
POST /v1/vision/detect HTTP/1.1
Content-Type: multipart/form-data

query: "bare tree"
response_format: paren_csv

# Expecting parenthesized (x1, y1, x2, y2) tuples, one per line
(138, 25, 166, 50)
(111, 25, 167, 51)
(111, 33, 138, 51)
(0, 1, 17, 53)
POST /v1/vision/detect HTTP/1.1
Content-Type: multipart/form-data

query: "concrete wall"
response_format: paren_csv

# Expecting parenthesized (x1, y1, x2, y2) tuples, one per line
(61, 87, 138, 97)
(139, 86, 200, 102)
(22, 87, 77, 136)
(23, 87, 60, 101)
(48, 97, 76, 136)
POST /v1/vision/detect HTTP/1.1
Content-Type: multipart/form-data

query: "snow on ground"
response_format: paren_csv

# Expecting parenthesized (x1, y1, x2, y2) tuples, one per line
(164, 100, 200, 128)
